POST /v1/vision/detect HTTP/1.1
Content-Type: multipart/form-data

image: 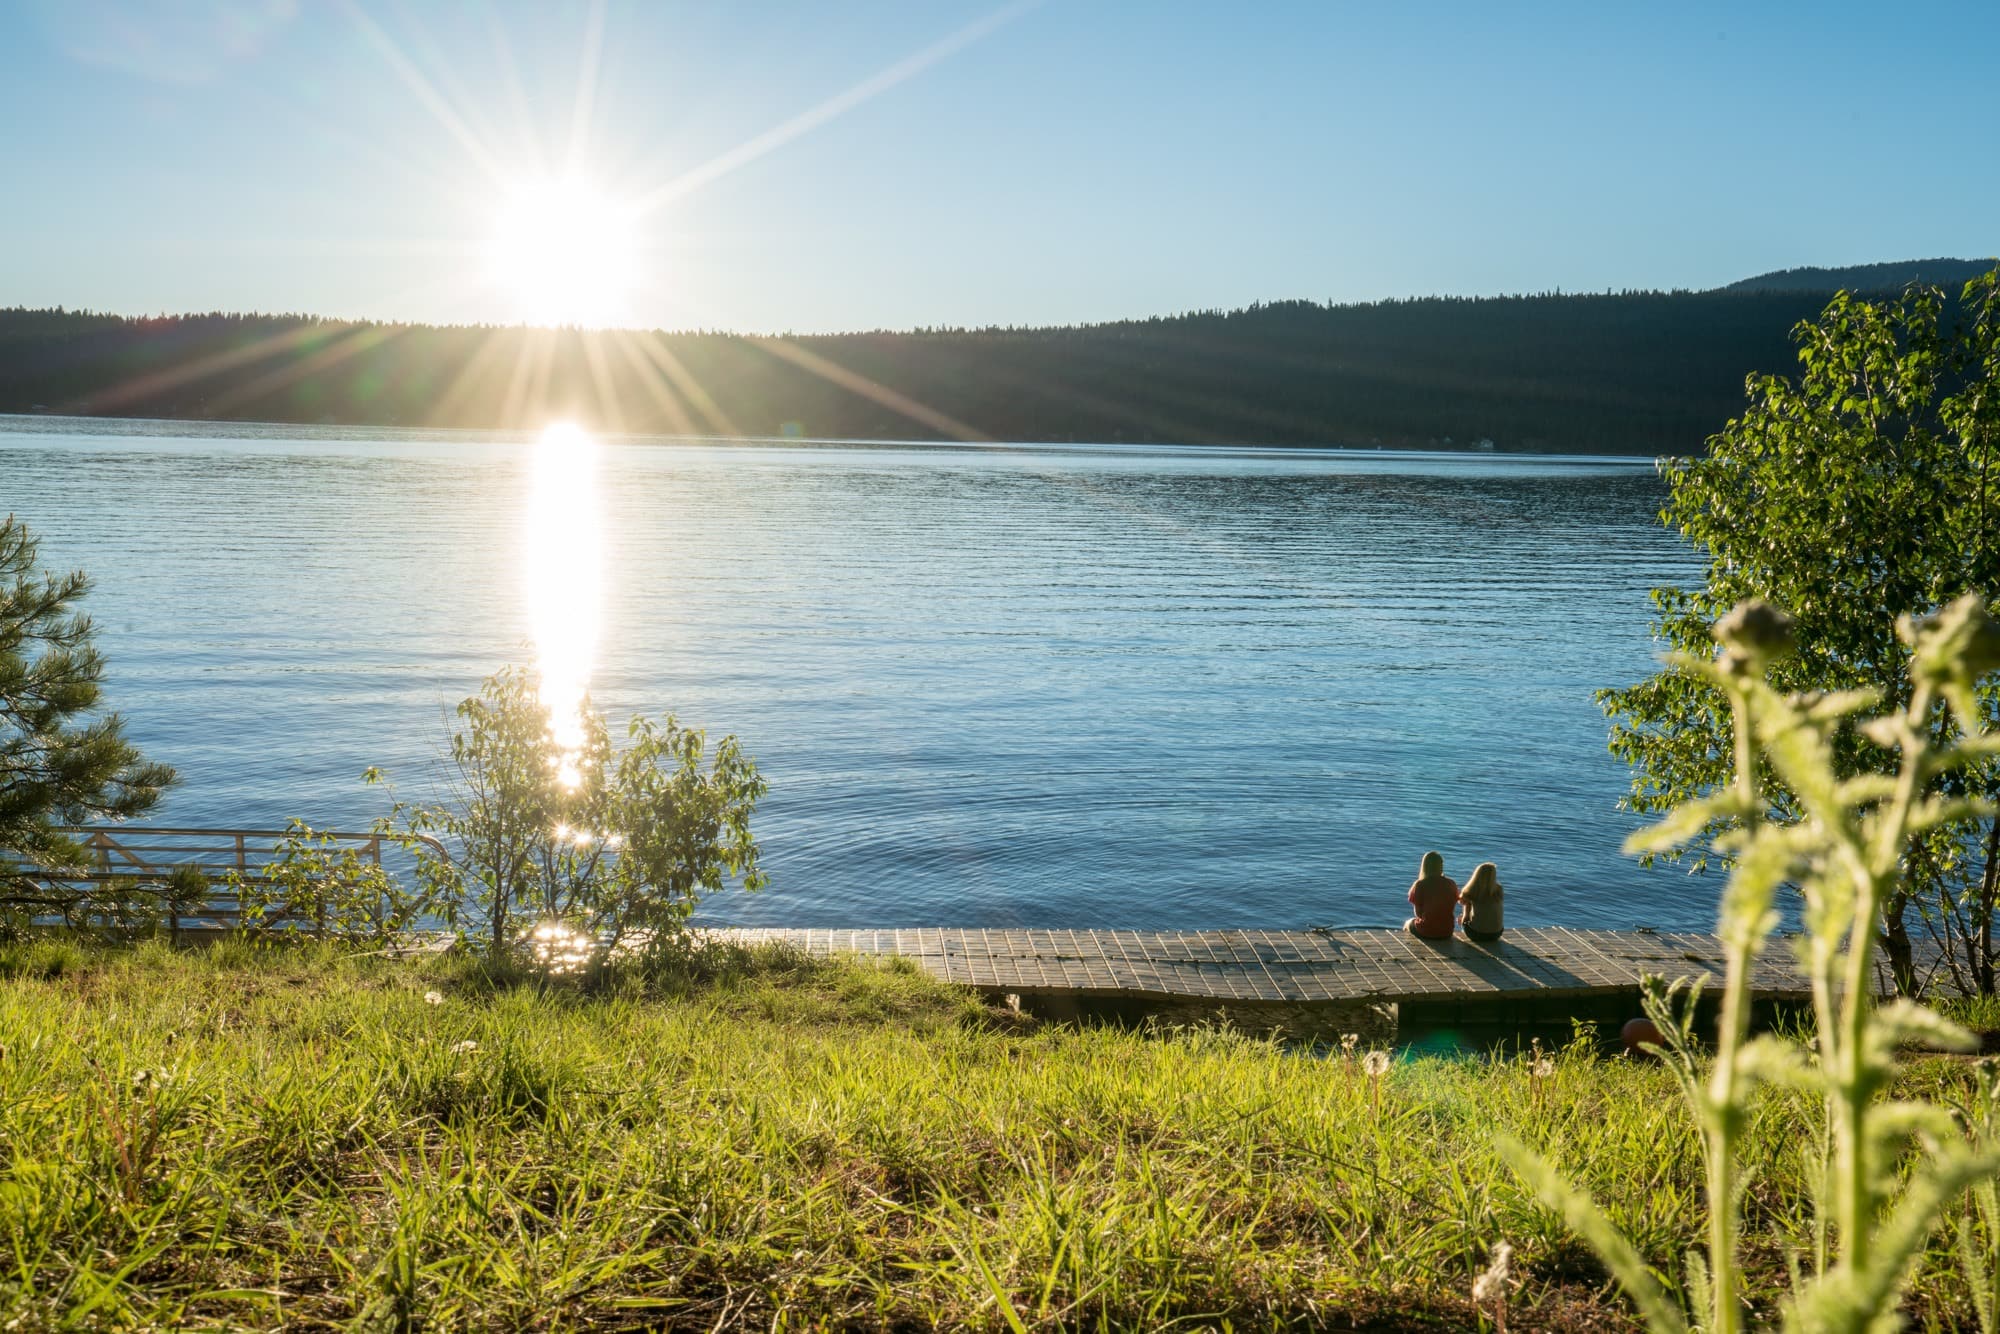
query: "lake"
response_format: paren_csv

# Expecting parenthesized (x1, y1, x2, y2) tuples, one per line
(0, 415, 1709, 930)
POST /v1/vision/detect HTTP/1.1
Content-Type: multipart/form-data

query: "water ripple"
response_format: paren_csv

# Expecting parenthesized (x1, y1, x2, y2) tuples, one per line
(0, 419, 1706, 930)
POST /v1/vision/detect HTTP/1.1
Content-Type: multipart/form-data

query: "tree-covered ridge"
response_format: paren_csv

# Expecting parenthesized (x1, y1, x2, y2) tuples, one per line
(0, 270, 1986, 451)
(1724, 258, 1994, 294)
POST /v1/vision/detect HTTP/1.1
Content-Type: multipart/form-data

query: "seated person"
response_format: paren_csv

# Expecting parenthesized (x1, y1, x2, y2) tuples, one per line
(1459, 861, 1505, 942)
(1404, 851, 1459, 940)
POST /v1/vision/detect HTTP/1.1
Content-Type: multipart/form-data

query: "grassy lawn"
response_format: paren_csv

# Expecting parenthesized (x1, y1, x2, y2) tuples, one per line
(0, 940, 1986, 1331)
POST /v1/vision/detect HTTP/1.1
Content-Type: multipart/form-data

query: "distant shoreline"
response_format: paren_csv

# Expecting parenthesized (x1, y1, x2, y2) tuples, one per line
(9, 266, 1985, 457)
(0, 289, 1896, 456)
(0, 410, 1685, 460)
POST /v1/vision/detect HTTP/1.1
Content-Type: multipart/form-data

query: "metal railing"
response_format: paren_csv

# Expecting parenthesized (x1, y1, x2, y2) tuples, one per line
(9, 826, 450, 937)
(69, 826, 392, 879)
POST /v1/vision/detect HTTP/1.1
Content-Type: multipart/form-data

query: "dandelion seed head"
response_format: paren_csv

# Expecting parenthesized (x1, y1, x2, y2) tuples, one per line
(451, 1039, 479, 1055)
(1533, 1058, 1555, 1079)
(1472, 1240, 1514, 1305)
(1363, 1050, 1391, 1077)
(423, 991, 444, 1007)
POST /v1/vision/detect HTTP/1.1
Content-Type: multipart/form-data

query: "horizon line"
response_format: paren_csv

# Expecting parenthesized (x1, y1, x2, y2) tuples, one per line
(10, 253, 1996, 341)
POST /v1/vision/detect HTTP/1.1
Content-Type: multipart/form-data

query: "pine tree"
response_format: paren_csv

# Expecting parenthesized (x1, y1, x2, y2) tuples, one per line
(1, 515, 175, 925)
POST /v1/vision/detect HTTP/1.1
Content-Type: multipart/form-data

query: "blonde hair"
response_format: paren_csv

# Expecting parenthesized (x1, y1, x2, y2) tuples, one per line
(1463, 862, 1499, 896)
(1420, 850, 1444, 879)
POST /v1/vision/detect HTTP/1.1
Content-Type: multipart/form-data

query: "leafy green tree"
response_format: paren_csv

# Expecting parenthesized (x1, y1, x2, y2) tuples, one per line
(1599, 270, 2000, 993)
(370, 666, 554, 952)
(222, 820, 436, 945)
(371, 665, 766, 957)
(0, 515, 176, 932)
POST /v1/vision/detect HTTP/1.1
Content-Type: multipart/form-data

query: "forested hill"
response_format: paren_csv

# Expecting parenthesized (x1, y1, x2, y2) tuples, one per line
(1723, 258, 1992, 293)
(1, 264, 1991, 453)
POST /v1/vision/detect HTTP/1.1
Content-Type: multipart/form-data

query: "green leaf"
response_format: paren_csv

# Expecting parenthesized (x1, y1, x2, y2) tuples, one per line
(1790, 1149, 2000, 1334)
(1497, 1135, 1689, 1334)
(1869, 1001, 1977, 1055)
(1624, 793, 1746, 856)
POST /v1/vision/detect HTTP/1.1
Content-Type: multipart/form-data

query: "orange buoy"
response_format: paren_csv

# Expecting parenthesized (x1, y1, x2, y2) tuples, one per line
(1621, 1017, 1665, 1056)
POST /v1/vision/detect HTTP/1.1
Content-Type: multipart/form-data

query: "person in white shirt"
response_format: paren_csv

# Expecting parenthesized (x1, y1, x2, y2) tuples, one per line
(1458, 861, 1504, 942)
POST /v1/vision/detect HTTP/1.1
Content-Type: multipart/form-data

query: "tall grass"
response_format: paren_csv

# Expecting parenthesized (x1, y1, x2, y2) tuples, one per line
(0, 941, 1985, 1330)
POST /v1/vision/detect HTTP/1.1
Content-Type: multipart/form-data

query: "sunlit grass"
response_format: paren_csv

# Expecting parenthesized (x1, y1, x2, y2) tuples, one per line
(0, 941, 1984, 1329)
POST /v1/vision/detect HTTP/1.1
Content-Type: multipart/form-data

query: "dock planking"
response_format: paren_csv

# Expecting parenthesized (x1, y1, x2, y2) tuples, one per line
(713, 926, 1837, 1006)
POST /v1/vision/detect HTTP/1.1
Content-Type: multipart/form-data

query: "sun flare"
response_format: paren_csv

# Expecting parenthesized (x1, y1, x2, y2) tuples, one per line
(488, 177, 639, 328)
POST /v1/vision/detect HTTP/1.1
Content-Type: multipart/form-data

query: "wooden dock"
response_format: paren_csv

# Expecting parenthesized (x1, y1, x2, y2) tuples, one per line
(716, 925, 1828, 1007)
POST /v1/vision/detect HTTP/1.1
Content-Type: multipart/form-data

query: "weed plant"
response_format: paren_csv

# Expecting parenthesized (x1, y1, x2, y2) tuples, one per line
(1508, 597, 2000, 1334)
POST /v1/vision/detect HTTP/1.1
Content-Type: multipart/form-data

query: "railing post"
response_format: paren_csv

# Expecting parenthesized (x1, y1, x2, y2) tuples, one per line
(367, 835, 383, 933)
(92, 833, 109, 929)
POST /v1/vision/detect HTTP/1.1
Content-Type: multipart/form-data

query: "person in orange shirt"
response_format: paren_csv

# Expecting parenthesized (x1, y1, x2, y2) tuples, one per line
(1405, 850, 1459, 940)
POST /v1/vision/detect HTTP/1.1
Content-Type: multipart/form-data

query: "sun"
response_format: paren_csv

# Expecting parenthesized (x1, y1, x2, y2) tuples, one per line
(487, 176, 639, 328)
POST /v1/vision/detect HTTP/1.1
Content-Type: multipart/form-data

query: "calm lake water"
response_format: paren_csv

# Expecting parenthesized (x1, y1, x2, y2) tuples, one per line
(0, 415, 1710, 930)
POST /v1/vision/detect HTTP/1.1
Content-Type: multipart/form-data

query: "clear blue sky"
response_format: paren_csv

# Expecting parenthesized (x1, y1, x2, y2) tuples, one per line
(3, 0, 1995, 333)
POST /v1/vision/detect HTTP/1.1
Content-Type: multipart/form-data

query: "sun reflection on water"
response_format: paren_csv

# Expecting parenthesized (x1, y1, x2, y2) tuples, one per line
(527, 920, 598, 974)
(524, 422, 602, 787)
